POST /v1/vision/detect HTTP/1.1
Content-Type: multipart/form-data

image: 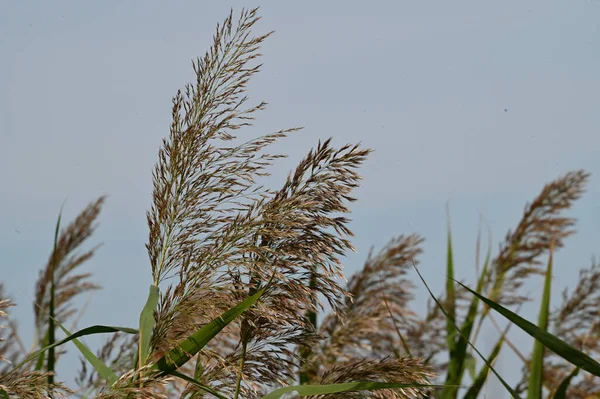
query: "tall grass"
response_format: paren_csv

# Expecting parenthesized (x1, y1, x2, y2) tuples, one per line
(1, 7, 599, 399)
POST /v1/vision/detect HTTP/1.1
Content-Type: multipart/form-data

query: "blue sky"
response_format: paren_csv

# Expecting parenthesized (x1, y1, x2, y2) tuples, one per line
(1, 1, 599, 396)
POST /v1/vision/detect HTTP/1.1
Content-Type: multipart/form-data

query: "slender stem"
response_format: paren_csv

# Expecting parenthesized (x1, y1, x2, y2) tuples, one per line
(381, 291, 412, 358)
(233, 340, 248, 399)
(299, 271, 318, 384)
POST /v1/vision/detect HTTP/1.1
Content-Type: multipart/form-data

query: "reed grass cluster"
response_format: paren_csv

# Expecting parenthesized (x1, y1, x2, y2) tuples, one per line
(1, 7, 599, 399)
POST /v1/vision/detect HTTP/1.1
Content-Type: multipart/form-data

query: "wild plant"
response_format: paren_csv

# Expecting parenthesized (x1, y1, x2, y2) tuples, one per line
(1, 7, 599, 399)
(0, 7, 434, 399)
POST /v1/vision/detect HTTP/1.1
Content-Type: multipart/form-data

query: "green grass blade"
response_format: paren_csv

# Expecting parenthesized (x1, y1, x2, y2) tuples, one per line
(443, 233, 493, 399)
(34, 329, 50, 371)
(454, 279, 600, 377)
(412, 264, 523, 399)
(52, 314, 119, 385)
(442, 213, 459, 399)
(462, 318, 512, 399)
(462, 340, 502, 399)
(259, 382, 445, 399)
(131, 347, 139, 372)
(527, 243, 554, 399)
(138, 284, 159, 368)
(464, 353, 476, 381)
(151, 283, 268, 374)
(0, 389, 8, 399)
(468, 222, 493, 345)
(382, 292, 412, 357)
(11, 325, 138, 372)
(169, 370, 229, 399)
(193, 355, 204, 382)
(551, 367, 579, 399)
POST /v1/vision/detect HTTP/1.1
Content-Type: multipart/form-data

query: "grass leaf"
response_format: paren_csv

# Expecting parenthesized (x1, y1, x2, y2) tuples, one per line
(442, 212, 459, 399)
(462, 317, 512, 399)
(52, 314, 118, 385)
(527, 241, 554, 399)
(444, 230, 493, 398)
(11, 325, 138, 372)
(551, 367, 579, 399)
(412, 264, 523, 399)
(151, 282, 269, 374)
(138, 284, 159, 368)
(34, 329, 50, 371)
(464, 353, 476, 381)
(454, 279, 600, 377)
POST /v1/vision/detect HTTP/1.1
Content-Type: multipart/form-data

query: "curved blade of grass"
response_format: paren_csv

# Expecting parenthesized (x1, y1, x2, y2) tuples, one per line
(464, 353, 476, 381)
(467, 221, 493, 345)
(412, 263, 523, 399)
(52, 314, 118, 385)
(527, 241, 554, 399)
(445, 233, 492, 399)
(0, 389, 8, 399)
(442, 212, 459, 399)
(454, 279, 600, 377)
(551, 367, 579, 399)
(259, 382, 446, 399)
(382, 291, 412, 357)
(138, 284, 159, 368)
(169, 370, 229, 399)
(131, 347, 139, 372)
(193, 355, 205, 389)
(151, 283, 268, 374)
(462, 316, 513, 399)
(462, 338, 503, 399)
(11, 325, 138, 373)
(34, 329, 50, 371)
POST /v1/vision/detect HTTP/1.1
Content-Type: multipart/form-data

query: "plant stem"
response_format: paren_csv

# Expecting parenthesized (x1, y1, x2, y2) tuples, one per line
(299, 271, 318, 384)
(233, 340, 248, 399)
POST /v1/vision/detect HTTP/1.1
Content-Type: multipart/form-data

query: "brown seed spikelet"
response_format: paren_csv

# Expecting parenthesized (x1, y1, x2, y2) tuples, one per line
(319, 235, 424, 365)
(143, 7, 376, 396)
(1, 288, 73, 398)
(486, 170, 589, 306)
(34, 196, 105, 329)
(314, 358, 434, 399)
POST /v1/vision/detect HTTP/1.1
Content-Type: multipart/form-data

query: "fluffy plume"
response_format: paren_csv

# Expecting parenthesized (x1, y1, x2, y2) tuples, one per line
(485, 170, 589, 306)
(34, 196, 105, 333)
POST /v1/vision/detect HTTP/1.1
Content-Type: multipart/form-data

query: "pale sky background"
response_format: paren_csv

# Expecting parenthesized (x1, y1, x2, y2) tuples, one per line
(1, 1, 599, 397)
